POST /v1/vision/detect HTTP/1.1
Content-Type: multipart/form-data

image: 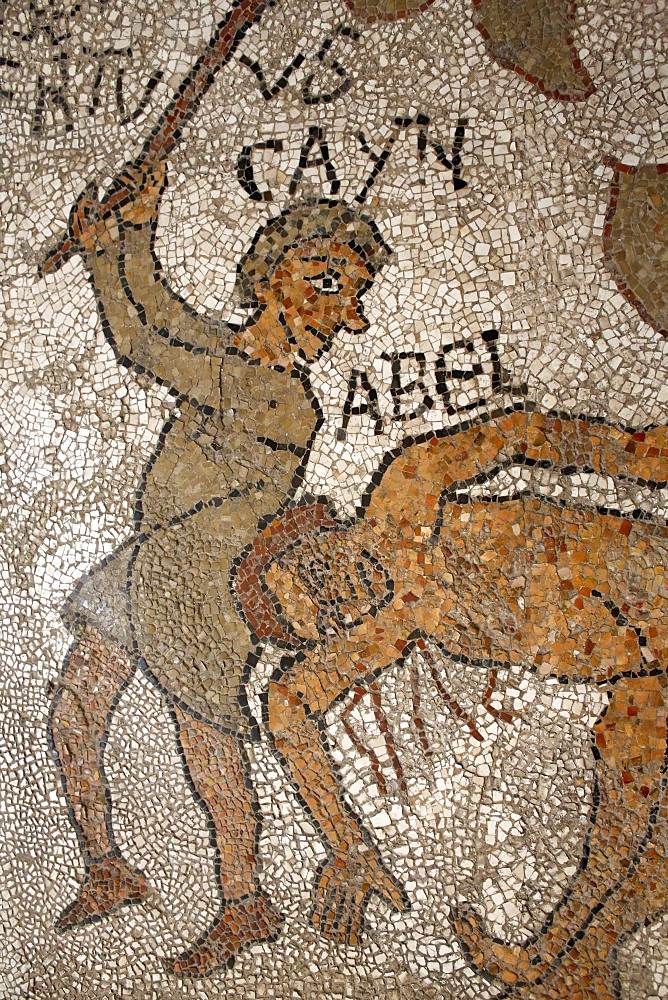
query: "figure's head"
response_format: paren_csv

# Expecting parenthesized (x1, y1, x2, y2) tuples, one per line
(236, 201, 393, 363)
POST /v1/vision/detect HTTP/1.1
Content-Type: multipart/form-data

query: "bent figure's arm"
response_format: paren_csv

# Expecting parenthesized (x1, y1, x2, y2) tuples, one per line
(366, 408, 668, 526)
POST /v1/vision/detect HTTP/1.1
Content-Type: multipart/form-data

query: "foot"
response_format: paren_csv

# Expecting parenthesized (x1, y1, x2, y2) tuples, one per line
(452, 903, 546, 986)
(55, 854, 151, 932)
(312, 845, 409, 945)
(167, 891, 283, 979)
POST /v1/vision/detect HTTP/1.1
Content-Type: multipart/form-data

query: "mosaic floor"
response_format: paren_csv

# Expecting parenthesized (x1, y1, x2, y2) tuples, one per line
(2, 0, 668, 997)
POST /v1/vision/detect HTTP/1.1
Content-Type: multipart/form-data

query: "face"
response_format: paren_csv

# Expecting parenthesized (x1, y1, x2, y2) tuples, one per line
(258, 238, 376, 361)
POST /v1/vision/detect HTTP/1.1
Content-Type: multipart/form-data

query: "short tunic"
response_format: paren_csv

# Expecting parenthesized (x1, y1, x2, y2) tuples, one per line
(63, 356, 317, 733)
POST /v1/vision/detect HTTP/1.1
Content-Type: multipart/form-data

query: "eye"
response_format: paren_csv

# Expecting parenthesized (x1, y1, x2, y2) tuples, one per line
(308, 271, 342, 295)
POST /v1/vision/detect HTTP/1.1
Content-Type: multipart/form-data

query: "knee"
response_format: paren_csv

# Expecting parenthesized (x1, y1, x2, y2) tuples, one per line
(266, 671, 308, 739)
(66, 629, 131, 696)
(48, 683, 66, 740)
(49, 654, 79, 723)
(49, 633, 130, 741)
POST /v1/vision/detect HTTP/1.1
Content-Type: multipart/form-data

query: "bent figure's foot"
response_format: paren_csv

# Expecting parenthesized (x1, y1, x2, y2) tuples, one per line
(312, 846, 409, 946)
(55, 854, 151, 932)
(453, 904, 547, 987)
(167, 891, 283, 979)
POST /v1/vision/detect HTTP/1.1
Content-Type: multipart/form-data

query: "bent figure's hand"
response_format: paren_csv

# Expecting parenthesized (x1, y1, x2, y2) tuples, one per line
(39, 159, 167, 275)
(312, 844, 409, 946)
(453, 903, 547, 987)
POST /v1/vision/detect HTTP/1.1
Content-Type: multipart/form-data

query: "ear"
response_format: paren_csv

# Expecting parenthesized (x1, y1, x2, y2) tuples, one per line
(253, 279, 275, 307)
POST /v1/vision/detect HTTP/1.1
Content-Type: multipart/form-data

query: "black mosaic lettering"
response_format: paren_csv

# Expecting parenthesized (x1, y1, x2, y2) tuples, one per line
(338, 367, 384, 439)
(6, 0, 668, 996)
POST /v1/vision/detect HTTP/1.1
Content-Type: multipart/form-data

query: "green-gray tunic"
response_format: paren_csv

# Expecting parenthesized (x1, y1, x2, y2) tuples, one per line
(63, 223, 317, 731)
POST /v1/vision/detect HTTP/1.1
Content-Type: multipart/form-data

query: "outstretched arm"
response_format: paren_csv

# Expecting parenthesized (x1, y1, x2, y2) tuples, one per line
(64, 162, 236, 406)
(365, 407, 668, 527)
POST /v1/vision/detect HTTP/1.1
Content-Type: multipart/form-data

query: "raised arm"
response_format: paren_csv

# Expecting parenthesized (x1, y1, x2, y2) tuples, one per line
(67, 162, 236, 406)
(365, 407, 668, 525)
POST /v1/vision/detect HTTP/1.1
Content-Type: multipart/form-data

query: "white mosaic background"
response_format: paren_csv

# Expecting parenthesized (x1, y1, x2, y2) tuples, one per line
(2, 0, 668, 995)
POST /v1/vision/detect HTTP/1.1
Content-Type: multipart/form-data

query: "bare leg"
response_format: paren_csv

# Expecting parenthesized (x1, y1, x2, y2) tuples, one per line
(166, 704, 282, 978)
(516, 936, 623, 1000)
(455, 671, 668, 988)
(49, 625, 150, 930)
(498, 811, 668, 999)
(449, 506, 668, 988)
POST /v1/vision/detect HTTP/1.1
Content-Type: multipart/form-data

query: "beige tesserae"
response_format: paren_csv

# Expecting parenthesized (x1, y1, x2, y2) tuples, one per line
(2, 0, 668, 996)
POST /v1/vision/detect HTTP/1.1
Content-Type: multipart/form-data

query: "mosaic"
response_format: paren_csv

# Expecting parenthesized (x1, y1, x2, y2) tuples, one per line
(2, 0, 668, 997)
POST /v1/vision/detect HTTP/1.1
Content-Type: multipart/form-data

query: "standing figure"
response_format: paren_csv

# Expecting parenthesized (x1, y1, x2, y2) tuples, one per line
(46, 160, 405, 977)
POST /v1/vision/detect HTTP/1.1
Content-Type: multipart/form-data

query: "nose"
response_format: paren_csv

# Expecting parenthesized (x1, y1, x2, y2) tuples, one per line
(342, 301, 369, 332)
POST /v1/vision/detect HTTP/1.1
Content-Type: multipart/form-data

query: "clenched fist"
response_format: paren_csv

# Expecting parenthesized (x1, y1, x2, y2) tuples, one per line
(39, 158, 167, 274)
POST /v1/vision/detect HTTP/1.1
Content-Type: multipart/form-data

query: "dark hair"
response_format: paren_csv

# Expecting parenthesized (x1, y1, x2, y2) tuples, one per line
(235, 199, 393, 305)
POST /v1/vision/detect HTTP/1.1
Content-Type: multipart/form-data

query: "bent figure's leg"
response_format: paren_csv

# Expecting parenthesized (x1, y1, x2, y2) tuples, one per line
(453, 509, 668, 987)
(166, 704, 282, 979)
(456, 672, 668, 988)
(498, 791, 668, 1000)
(507, 937, 623, 1000)
(49, 625, 150, 930)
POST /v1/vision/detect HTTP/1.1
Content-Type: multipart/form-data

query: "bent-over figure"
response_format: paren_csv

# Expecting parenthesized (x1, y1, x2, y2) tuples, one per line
(241, 407, 668, 998)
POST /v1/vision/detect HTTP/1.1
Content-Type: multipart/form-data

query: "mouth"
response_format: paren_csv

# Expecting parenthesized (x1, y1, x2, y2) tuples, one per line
(341, 319, 370, 334)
